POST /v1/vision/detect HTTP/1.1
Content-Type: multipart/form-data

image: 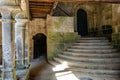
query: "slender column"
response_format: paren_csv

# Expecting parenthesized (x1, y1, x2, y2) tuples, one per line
(1, 10, 15, 80)
(15, 19, 28, 69)
(24, 24, 30, 67)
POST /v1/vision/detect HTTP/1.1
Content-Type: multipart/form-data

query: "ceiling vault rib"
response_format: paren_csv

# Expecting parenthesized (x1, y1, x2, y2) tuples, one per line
(57, 5, 71, 16)
(50, 1, 58, 15)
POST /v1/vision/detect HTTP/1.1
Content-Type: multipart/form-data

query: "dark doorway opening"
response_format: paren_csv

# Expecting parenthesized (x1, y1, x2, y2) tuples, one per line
(77, 9, 88, 36)
(33, 33, 47, 61)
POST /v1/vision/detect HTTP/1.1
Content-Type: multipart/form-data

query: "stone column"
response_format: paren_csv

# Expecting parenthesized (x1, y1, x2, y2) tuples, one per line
(15, 18, 28, 69)
(24, 24, 30, 67)
(1, 10, 15, 80)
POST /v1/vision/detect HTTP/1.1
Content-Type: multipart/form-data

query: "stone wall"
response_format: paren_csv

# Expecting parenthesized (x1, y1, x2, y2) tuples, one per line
(112, 4, 120, 32)
(98, 3, 113, 39)
(101, 4, 112, 26)
(111, 4, 120, 50)
(47, 15, 79, 60)
(29, 18, 46, 60)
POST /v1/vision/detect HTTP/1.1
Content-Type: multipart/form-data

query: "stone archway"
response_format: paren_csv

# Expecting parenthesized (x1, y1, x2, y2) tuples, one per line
(77, 9, 88, 36)
(33, 33, 47, 60)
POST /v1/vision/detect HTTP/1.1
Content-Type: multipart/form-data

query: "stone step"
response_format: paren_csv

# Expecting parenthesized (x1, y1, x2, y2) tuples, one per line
(67, 48, 117, 53)
(77, 40, 109, 43)
(49, 61, 120, 75)
(58, 54, 120, 63)
(62, 51, 120, 58)
(49, 61, 60, 66)
(54, 58, 120, 70)
(73, 43, 110, 46)
(79, 37, 107, 40)
(69, 45, 113, 49)
(69, 68, 120, 75)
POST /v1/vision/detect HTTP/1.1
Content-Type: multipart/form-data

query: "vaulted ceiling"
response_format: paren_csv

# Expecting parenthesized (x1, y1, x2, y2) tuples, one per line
(28, 0, 120, 19)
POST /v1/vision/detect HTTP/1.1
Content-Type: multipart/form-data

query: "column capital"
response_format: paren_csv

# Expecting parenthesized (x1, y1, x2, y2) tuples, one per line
(0, 9, 21, 20)
(15, 19, 28, 27)
(15, 12, 29, 27)
(15, 12, 28, 19)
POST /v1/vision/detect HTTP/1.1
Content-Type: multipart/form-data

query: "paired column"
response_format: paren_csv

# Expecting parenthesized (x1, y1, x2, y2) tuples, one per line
(15, 18, 29, 69)
(1, 10, 16, 80)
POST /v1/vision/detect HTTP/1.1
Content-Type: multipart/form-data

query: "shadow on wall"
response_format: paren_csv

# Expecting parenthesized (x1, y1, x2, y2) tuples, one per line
(33, 33, 47, 61)
(102, 25, 113, 41)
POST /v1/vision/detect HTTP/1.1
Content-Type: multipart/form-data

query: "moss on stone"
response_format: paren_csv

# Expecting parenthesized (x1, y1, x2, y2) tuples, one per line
(112, 33, 120, 50)
(47, 32, 79, 60)
(54, 17, 66, 29)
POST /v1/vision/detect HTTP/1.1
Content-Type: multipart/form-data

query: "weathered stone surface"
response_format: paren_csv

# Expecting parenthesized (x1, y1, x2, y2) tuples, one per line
(1, 10, 14, 79)
(15, 17, 28, 69)
(47, 15, 79, 60)
(112, 33, 120, 50)
(29, 18, 46, 59)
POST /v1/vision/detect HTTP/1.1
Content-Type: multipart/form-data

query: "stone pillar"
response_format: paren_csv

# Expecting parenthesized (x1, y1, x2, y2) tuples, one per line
(1, 10, 16, 80)
(15, 18, 28, 69)
(24, 24, 30, 67)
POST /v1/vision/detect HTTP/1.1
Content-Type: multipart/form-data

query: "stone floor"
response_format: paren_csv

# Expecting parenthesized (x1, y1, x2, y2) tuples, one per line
(29, 61, 120, 80)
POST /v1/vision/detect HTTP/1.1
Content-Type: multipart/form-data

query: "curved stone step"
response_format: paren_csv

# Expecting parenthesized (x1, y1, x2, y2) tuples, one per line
(54, 58, 120, 70)
(58, 54, 120, 63)
(67, 48, 117, 53)
(73, 43, 110, 46)
(62, 51, 120, 58)
(49, 60, 60, 66)
(69, 68, 120, 75)
(70, 45, 113, 49)
(50, 61, 120, 75)
(77, 40, 109, 43)
(49, 61, 120, 75)
(79, 37, 107, 40)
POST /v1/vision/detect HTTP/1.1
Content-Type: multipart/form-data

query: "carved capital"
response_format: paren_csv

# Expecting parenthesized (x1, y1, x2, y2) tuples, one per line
(15, 18, 28, 27)
(15, 12, 26, 19)
(1, 10, 12, 19)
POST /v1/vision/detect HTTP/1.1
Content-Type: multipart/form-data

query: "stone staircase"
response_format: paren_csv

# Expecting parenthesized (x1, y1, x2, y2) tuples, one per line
(50, 37, 120, 77)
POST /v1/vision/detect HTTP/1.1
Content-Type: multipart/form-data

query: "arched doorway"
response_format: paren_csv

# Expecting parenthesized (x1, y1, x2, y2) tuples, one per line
(77, 9, 88, 36)
(33, 33, 47, 61)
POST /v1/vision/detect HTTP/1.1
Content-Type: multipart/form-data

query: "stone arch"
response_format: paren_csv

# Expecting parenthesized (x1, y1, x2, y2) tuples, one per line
(73, 3, 94, 34)
(33, 33, 47, 61)
(77, 9, 88, 36)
